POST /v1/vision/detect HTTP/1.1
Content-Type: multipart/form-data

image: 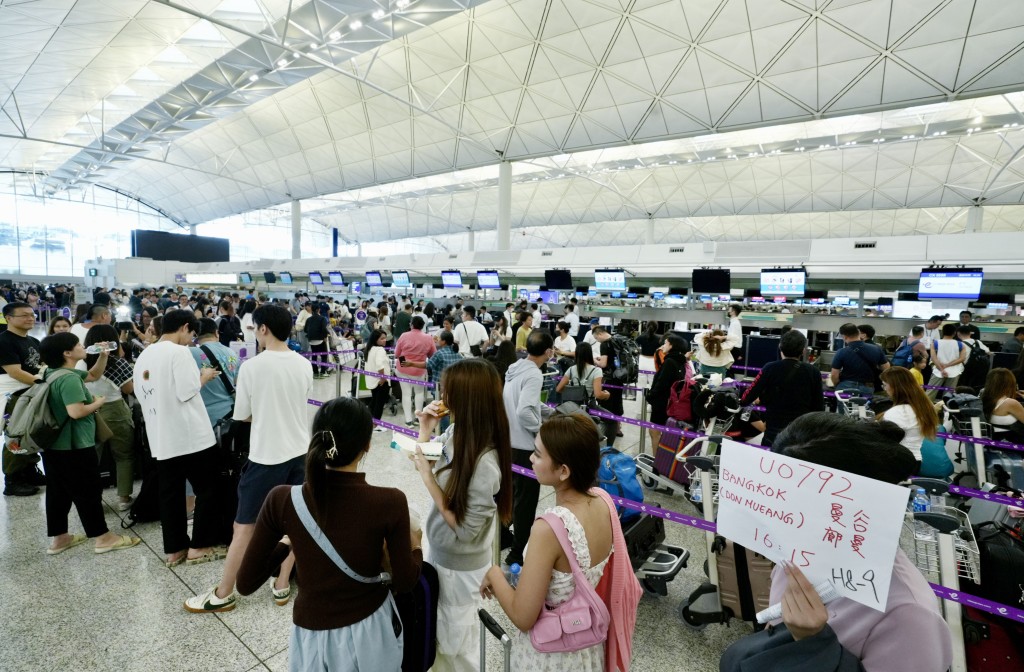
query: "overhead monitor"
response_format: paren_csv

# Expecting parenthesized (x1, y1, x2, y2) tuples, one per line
(309, 272, 324, 285)
(392, 271, 411, 287)
(918, 268, 983, 300)
(648, 286, 669, 294)
(718, 294, 731, 302)
(477, 270, 502, 289)
(279, 272, 293, 284)
(328, 271, 344, 285)
(350, 281, 363, 293)
(691, 268, 731, 294)
(760, 268, 806, 296)
(365, 271, 383, 287)
(263, 271, 276, 283)
(834, 296, 850, 306)
(239, 272, 252, 284)
(441, 270, 463, 289)
(594, 269, 626, 291)
(544, 269, 573, 290)
(652, 292, 664, 300)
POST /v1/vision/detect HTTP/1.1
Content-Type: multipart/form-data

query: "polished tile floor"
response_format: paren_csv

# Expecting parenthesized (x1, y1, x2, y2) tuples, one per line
(1, 375, 750, 671)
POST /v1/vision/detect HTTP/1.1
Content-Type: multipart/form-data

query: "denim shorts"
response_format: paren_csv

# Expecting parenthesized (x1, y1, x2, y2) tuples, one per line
(235, 454, 305, 524)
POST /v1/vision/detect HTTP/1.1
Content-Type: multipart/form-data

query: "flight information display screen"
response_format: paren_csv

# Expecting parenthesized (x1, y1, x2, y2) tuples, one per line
(760, 268, 806, 296)
(918, 268, 983, 300)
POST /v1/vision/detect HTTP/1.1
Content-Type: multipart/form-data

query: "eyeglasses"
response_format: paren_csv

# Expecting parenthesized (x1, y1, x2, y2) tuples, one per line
(11, 312, 35, 319)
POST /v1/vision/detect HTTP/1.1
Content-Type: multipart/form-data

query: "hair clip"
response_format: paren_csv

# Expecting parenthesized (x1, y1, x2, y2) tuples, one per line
(322, 430, 338, 460)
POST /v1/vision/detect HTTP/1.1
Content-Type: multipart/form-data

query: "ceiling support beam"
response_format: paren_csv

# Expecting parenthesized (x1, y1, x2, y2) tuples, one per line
(292, 199, 302, 259)
(497, 161, 511, 251)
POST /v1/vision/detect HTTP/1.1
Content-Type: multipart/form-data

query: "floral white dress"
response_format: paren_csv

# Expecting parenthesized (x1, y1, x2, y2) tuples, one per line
(512, 506, 611, 672)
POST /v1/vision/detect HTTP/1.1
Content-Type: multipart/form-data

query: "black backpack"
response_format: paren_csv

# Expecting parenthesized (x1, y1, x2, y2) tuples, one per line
(608, 334, 640, 384)
(960, 341, 991, 390)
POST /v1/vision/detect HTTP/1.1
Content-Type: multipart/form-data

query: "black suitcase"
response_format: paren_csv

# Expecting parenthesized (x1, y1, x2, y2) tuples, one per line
(395, 561, 439, 672)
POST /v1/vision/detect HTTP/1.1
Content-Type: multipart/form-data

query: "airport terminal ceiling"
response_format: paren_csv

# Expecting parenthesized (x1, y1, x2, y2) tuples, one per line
(2, 0, 1024, 248)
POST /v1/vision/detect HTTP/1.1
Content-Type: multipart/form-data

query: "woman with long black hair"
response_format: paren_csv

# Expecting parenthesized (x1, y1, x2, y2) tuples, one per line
(409, 359, 513, 671)
(237, 397, 422, 670)
(363, 328, 392, 428)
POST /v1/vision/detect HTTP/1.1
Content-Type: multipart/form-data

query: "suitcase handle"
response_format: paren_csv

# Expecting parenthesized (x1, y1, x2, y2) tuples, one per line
(479, 609, 509, 643)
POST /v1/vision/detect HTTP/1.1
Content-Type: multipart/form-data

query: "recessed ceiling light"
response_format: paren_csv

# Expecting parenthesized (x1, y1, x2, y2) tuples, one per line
(310, 42, 319, 50)
(397, 0, 410, 7)
(350, 20, 362, 30)
(277, 59, 288, 68)
(372, 9, 386, 20)
(248, 73, 259, 82)
(329, 31, 341, 40)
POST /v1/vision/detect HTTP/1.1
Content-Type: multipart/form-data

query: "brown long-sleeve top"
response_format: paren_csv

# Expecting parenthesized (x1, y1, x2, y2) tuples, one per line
(236, 471, 422, 630)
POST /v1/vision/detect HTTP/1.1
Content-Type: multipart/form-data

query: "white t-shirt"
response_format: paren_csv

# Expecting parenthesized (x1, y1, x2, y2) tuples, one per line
(133, 341, 216, 461)
(554, 335, 576, 354)
(240, 313, 256, 344)
(532, 310, 542, 325)
(932, 339, 967, 378)
(233, 349, 313, 465)
(70, 323, 90, 343)
(565, 311, 580, 337)
(884, 404, 925, 460)
(453, 320, 489, 358)
(364, 345, 391, 390)
(583, 329, 598, 347)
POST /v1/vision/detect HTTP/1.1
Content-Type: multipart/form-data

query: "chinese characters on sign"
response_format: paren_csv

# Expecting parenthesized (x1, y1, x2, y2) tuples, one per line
(716, 440, 908, 611)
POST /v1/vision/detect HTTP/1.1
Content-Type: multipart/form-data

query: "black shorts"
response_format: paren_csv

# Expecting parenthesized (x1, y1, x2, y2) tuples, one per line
(235, 454, 305, 524)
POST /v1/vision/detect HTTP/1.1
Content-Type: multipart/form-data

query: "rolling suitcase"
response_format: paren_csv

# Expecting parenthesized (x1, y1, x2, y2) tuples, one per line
(713, 537, 774, 623)
(963, 606, 1024, 671)
(395, 562, 439, 672)
(478, 609, 511, 672)
(653, 419, 699, 487)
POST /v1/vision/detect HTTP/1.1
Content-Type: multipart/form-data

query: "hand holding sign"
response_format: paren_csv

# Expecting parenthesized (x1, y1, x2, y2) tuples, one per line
(716, 439, 908, 611)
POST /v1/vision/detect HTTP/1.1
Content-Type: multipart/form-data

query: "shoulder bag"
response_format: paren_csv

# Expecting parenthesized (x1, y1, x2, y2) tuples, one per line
(529, 512, 611, 653)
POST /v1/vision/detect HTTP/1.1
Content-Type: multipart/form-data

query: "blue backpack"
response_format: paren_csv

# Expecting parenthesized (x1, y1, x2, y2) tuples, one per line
(891, 338, 916, 368)
(598, 447, 643, 523)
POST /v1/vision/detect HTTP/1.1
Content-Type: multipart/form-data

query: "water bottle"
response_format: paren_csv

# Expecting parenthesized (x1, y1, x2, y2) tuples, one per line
(911, 487, 934, 541)
(508, 563, 522, 589)
(691, 483, 703, 504)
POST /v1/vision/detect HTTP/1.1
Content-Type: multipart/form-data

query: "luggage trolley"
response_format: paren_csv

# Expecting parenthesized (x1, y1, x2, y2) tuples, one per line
(903, 478, 981, 672)
(944, 398, 993, 490)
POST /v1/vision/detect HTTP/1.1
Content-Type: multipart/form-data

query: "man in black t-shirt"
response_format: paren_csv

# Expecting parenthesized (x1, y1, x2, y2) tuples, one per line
(742, 331, 824, 449)
(591, 326, 624, 447)
(0, 302, 45, 496)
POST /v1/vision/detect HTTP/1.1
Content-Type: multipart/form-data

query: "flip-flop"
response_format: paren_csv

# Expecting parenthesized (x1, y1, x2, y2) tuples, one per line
(185, 546, 228, 566)
(46, 533, 88, 555)
(94, 535, 141, 554)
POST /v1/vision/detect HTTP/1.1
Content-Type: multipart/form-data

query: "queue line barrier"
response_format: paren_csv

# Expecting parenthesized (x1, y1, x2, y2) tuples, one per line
(303, 395, 1024, 625)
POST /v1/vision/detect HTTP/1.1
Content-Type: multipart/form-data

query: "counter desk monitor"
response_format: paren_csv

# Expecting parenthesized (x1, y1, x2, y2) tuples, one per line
(328, 271, 344, 286)
(594, 268, 627, 292)
(263, 271, 276, 283)
(365, 271, 383, 287)
(691, 268, 731, 294)
(392, 271, 411, 287)
(441, 269, 462, 289)
(239, 272, 252, 284)
(308, 272, 323, 285)
(544, 269, 573, 290)
(477, 270, 501, 290)
(918, 267, 983, 300)
(350, 281, 362, 293)
(760, 268, 806, 296)
(279, 272, 293, 284)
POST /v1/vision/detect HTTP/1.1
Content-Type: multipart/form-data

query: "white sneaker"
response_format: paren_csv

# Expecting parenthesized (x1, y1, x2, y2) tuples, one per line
(184, 586, 236, 613)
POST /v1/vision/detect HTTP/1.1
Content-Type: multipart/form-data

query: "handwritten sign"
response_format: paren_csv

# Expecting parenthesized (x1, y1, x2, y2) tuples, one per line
(716, 439, 908, 611)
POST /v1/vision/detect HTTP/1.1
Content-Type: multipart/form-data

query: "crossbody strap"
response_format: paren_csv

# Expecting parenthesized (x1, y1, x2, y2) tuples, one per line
(289, 486, 391, 585)
(199, 345, 234, 396)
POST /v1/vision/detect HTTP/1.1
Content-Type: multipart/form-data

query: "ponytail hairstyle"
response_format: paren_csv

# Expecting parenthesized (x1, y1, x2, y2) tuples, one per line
(703, 329, 726, 358)
(305, 397, 373, 526)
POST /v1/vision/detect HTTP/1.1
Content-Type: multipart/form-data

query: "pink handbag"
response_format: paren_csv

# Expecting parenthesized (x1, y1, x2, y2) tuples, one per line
(529, 512, 611, 653)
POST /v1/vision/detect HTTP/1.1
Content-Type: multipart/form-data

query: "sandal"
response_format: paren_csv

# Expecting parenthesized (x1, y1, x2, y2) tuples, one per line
(165, 551, 187, 568)
(46, 533, 88, 555)
(185, 546, 228, 566)
(94, 535, 141, 554)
